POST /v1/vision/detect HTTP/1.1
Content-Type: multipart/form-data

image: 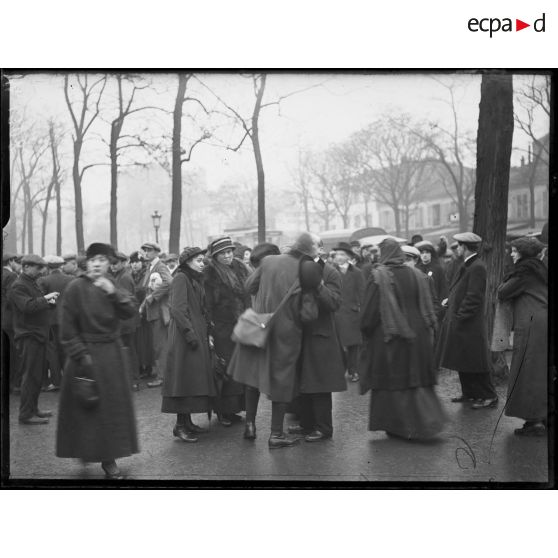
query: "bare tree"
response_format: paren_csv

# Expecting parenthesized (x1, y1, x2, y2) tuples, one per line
(514, 75, 550, 227)
(288, 148, 313, 231)
(474, 73, 514, 342)
(211, 179, 257, 229)
(64, 73, 107, 252)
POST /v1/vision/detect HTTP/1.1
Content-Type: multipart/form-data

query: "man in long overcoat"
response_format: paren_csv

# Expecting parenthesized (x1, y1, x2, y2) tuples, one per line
(2, 252, 22, 391)
(10, 255, 60, 424)
(139, 242, 172, 388)
(436, 232, 498, 408)
(332, 242, 365, 382)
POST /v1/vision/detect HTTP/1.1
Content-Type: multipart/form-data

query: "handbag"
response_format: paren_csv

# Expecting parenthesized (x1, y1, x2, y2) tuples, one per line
(73, 362, 99, 410)
(231, 279, 299, 348)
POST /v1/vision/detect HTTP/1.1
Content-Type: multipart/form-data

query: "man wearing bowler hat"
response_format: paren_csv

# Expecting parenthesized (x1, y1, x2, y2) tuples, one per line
(2, 252, 22, 391)
(139, 242, 172, 388)
(436, 232, 498, 409)
(10, 255, 60, 424)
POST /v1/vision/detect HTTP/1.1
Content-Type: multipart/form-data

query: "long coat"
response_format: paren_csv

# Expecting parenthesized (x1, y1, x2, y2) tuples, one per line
(333, 263, 365, 347)
(498, 259, 547, 420)
(2, 267, 18, 332)
(56, 275, 139, 462)
(228, 253, 302, 403)
(359, 265, 437, 393)
(299, 263, 347, 394)
(142, 258, 171, 324)
(162, 270, 215, 398)
(435, 254, 491, 373)
(111, 268, 138, 335)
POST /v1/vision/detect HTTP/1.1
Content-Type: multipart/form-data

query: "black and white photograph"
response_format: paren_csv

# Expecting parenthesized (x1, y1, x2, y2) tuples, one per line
(0, 70, 552, 486)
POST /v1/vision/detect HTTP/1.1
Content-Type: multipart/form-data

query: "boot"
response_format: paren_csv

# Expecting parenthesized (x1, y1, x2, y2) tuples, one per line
(244, 421, 256, 440)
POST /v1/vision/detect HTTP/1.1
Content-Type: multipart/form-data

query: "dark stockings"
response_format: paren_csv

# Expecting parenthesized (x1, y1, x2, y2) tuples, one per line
(245, 387, 260, 423)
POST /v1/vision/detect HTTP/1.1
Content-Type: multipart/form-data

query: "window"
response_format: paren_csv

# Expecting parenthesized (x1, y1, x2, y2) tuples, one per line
(516, 193, 528, 219)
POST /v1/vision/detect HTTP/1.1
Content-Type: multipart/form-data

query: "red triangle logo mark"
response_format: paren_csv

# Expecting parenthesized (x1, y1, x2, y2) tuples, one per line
(516, 19, 530, 31)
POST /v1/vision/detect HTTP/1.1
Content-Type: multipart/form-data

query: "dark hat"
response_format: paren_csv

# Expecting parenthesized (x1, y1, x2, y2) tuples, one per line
(250, 243, 280, 267)
(62, 253, 77, 262)
(332, 242, 357, 258)
(140, 241, 161, 252)
(2, 251, 20, 263)
(511, 236, 545, 258)
(291, 232, 317, 258)
(21, 254, 47, 267)
(454, 232, 482, 244)
(85, 243, 116, 260)
(414, 240, 436, 253)
(209, 236, 235, 257)
(43, 255, 65, 267)
(129, 251, 144, 263)
(179, 246, 207, 265)
(114, 251, 128, 262)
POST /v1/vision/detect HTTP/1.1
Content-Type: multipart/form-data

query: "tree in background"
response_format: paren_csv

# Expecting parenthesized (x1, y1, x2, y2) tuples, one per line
(474, 73, 514, 342)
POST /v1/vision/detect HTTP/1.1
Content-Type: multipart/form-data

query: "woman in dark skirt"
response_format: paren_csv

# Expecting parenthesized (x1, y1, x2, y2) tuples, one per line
(359, 238, 446, 440)
(56, 243, 139, 479)
(498, 236, 548, 436)
(204, 236, 251, 426)
(162, 247, 216, 442)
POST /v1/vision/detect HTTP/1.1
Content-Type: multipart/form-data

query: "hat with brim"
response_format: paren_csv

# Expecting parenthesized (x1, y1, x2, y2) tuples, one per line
(180, 247, 207, 265)
(44, 255, 65, 267)
(209, 236, 235, 257)
(453, 232, 482, 244)
(21, 254, 47, 267)
(114, 251, 128, 261)
(85, 243, 116, 260)
(414, 240, 436, 254)
(333, 242, 357, 259)
(402, 245, 420, 259)
(141, 242, 161, 252)
(62, 253, 77, 262)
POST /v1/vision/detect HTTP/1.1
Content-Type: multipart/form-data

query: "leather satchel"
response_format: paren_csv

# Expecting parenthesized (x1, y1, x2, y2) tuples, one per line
(231, 279, 299, 348)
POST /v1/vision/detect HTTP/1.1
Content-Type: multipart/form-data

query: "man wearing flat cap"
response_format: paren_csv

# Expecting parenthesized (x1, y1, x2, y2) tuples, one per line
(436, 232, 498, 409)
(62, 254, 78, 277)
(2, 252, 22, 391)
(139, 241, 172, 388)
(39, 256, 74, 391)
(9, 255, 60, 424)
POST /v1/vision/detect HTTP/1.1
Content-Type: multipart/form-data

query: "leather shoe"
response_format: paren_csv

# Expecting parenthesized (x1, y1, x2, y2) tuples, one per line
(471, 397, 498, 409)
(186, 421, 208, 434)
(35, 409, 53, 418)
(268, 433, 300, 449)
(146, 378, 163, 388)
(451, 395, 473, 403)
(19, 416, 49, 425)
(244, 421, 256, 440)
(305, 430, 331, 442)
(173, 426, 198, 443)
(42, 383, 59, 392)
(350, 372, 360, 383)
(101, 461, 124, 479)
(287, 424, 312, 435)
(217, 414, 233, 427)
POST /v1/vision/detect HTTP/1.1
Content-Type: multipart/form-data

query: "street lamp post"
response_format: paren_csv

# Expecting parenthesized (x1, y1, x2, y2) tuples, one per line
(151, 210, 162, 244)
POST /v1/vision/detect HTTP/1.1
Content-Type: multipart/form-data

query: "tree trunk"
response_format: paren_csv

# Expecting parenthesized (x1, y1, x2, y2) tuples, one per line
(527, 151, 540, 228)
(56, 176, 62, 255)
(169, 74, 187, 253)
(73, 140, 85, 253)
(109, 119, 121, 248)
(25, 183, 33, 253)
(458, 198, 469, 232)
(252, 74, 267, 243)
(473, 73, 514, 342)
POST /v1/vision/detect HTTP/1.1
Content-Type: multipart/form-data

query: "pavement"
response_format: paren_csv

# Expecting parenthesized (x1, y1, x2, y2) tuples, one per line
(6, 369, 549, 484)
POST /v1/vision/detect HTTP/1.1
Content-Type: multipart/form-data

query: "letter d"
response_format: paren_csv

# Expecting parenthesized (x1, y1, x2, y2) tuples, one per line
(534, 13, 545, 32)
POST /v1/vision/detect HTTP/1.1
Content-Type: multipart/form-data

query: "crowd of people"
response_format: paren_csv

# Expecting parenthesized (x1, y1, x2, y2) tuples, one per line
(1, 224, 548, 478)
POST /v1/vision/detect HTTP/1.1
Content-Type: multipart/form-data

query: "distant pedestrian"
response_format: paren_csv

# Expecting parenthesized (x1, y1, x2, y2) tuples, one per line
(10, 255, 59, 425)
(359, 238, 445, 440)
(436, 232, 498, 409)
(497, 237, 547, 436)
(56, 243, 138, 479)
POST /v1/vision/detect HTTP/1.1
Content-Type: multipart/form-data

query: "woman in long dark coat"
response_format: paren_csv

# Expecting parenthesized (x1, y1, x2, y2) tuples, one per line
(497, 236, 548, 436)
(360, 238, 446, 440)
(162, 247, 216, 443)
(56, 243, 139, 479)
(204, 236, 250, 425)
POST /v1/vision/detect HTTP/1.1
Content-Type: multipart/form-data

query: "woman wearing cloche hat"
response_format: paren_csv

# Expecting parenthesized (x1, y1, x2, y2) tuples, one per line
(161, 247, 216, 442)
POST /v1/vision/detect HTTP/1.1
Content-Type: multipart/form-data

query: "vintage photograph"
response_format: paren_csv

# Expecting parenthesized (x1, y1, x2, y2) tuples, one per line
(1, 71, 551, 484)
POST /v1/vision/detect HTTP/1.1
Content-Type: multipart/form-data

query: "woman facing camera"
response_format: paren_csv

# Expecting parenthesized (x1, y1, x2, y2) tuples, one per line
(56, 243, 139, 479)
(497, 236, 548, 436)
(162, 247, 216, 442)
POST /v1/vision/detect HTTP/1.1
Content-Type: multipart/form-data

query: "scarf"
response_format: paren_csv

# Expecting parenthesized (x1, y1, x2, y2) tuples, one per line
(179, 263, 204, 284)
(503, 256, 547, 285)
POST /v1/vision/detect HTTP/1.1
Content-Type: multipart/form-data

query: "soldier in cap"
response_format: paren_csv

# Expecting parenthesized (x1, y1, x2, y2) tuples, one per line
(436, 232, 498, 409)
(39, 256, 74, 391)
(139, 241, 172, 388)
(9, 255, 60, 424)
(2, 252, 22, 391)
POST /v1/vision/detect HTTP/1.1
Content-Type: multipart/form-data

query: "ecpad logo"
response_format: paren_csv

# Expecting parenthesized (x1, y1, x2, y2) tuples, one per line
(468, 13, 546, 37)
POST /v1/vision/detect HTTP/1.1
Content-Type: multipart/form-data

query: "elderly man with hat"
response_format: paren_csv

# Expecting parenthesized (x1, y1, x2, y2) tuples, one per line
(2, 252, 22, 392)
(139, 241, 172, 388)
(331, 242, 365, 382)
(9, 255, 60, 424)
(436, 232, 498, 409)
(39, 255, 74, 391)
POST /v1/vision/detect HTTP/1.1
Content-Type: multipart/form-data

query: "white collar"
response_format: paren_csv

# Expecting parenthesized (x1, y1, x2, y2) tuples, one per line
(464, 253, 477, 263)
